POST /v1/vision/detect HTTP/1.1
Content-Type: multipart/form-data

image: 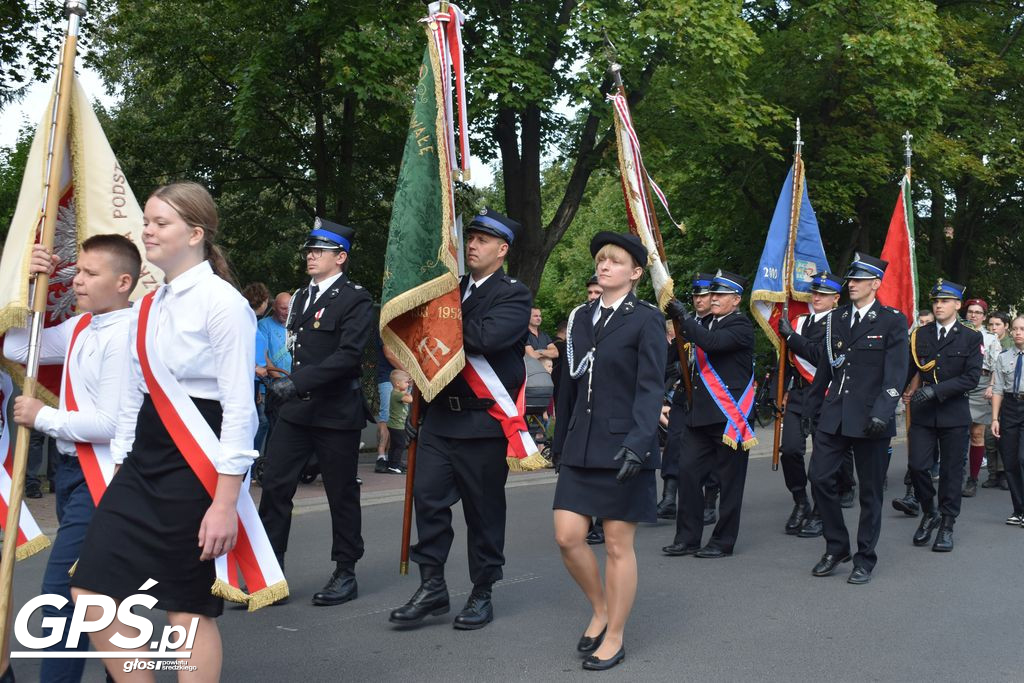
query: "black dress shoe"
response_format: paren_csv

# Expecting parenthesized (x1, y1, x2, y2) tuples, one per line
(811, 552, 851, 577)
(912, 510, 940, 546)
(797, 515, 823, 538)
(582, 646, 625, 671)
(662, 543, 700, 557)
(453, 587, 493, 630)
(577, 625, 607, 654)
(656, 479, 678, 520)
(389, 569, 450, 625)
(932, 515, 955, 552)
(695, 546, 729, 559)
(847, 566, 872, 584)
(312, 566, 358, 606)
(586, 528, 605, 545)
(839, 489, 855, 508)
(24, 481, 42, 499)
(785, 500, 810, 535)
(891, 485, 920, 516)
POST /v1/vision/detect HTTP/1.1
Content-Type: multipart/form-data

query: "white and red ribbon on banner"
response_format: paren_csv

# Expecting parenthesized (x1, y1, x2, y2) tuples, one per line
(0, 370, 50, 560)
(423, 2, 471, 179)
(608, 92, 678, 310)
(461, 355, 548, 471)
(137, 291, 287, 610)
(62, 314, 116, 506)
(787, 314, 817, 384)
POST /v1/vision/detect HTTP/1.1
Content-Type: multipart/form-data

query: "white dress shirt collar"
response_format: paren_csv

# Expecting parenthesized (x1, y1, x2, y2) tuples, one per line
(851, 299, 874, 325)
(166, 260, 213, 296)
(592, 292, 629, 324)
(308, 271, 344, 298)
(937, 320, 956, 338)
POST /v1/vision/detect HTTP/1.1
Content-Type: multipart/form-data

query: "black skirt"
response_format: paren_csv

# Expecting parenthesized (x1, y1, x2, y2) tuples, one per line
(553, 464, 657, 524)
(71, 395, 224, 617)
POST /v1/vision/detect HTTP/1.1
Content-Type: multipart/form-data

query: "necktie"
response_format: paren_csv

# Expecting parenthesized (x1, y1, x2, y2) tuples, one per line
(595, 306, 613, 335)
(939, 327, 947, 341)
(1014, 352, 1022, 395)
(304, 283, 319, 312)
(852, 311, 861, 328)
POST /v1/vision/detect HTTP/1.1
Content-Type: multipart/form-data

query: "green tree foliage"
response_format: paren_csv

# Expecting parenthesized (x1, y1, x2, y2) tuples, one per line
(83, 0, 426, 296)
(0, 126, 34, 244)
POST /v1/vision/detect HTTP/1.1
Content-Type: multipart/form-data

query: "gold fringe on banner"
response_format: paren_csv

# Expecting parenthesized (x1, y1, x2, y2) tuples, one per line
(15, 533, 50, 561)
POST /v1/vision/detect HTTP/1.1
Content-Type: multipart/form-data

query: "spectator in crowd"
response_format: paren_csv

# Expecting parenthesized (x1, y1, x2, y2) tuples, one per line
(24, 430, 57, 498)
(917, 309, 935, 328)
(551, 319, 568, 404)
(386, 369, 413, 474)
(375, 338, 404, 473)
(963, 299, 1005, 496)
(989, 315, 1024, 526)
(243, 281, 270, 317)
(258, 292, 293, 448)
(526, 307, 559, 360)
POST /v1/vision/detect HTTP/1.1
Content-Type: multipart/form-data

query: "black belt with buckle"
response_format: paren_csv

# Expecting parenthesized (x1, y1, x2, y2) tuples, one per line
(445, 396, 495, 411)
(1005, 393, 1024, 401)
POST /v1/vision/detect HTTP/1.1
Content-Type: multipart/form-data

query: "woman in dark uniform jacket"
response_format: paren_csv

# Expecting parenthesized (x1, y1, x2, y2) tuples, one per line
(551, 231, 667, 671)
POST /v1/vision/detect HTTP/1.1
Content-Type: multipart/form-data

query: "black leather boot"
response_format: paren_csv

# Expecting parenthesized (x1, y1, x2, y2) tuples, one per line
(453, 584, 493, 630)
(703, 487, 719, 526)
(312, 563, 358, 606)
(656, 478, 678, 519)
(912, 510, 940, 546)
(785, 497, 810, 535)
(932, 515, 955, 552)
(389, 565, 450, 625)
(891, 485, 920, 516)
(962, 478, 978, 498)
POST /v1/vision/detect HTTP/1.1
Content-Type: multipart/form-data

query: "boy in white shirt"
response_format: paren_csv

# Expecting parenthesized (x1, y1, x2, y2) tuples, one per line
(3, 235, 140, 683)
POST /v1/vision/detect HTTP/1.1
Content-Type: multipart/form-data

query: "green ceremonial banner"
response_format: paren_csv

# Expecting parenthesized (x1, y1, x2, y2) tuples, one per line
(380, 36, 464, 402)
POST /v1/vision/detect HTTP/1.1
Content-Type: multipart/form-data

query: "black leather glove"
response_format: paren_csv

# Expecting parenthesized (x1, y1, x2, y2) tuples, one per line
(800, 415, 817, 439)
(269, 376, 298, 403)
(664, 298, 691, 323)
(613, 447, 645, 483)
(863, 417, 888, 438)
(778, 315, 795, 340)
(911, 385, 936, 404)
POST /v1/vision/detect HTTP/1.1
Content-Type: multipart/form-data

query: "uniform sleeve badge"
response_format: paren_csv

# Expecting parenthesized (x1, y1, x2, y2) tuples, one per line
(886, 388, 899, 397)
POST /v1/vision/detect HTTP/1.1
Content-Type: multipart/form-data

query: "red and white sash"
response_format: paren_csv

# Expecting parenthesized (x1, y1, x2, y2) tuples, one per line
(61, 314, 115, 506)
(137, 291, 287, 610)
(0, 370, 50, 560)
(460, 354, 547, 471)
(788, 315, 817, 384)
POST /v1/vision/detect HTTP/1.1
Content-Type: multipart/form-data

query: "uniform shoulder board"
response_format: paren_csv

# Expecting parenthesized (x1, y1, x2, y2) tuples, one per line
(639, 300, 659, 310)
(883, 306, 899, 314)
(1000, 347, 1010, 355)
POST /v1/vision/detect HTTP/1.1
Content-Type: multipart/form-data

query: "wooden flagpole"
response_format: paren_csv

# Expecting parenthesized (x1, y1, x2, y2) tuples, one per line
(903, 130, 914, 438)
(772, 120, 804, 471)
(399, 387, 421, 575)
(606, 56, 692, 406)
(0, 1, 87, 670)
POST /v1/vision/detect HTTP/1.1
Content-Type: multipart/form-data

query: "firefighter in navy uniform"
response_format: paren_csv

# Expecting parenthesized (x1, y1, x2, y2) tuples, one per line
(777, 272, 841, 536)
(389, 209, 532, 631)
(903, 279, 981, 552)
(663, 270, 757, 558)
(656, 272, 715, 521)
(806, 253, 908, 585)
(260, 218, 374, 605)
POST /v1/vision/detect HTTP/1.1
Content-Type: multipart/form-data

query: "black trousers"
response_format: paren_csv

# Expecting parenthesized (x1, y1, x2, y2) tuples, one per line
(661, 403, 685, 481)
(908, 422, 968, 517)
(998, 397, 1024, 515)
(780, 409, 809, 499)
(410, 425, 509, 586)
(808, 430, 890, 572)
(258, 417, 364, 566)
(674, 423, 748, 552)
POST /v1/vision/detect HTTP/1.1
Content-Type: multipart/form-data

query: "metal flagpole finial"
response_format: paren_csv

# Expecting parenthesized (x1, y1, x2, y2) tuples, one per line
(65, 0, 87, 18)
(794, 118, 803, 155)
(903, 129, 913, 170)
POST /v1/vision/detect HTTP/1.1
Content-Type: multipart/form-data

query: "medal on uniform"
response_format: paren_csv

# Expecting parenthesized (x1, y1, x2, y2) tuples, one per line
(313, 308, 324, 329)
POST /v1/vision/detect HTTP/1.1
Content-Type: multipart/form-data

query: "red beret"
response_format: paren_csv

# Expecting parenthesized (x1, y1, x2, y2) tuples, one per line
(965, 298, 988, 312)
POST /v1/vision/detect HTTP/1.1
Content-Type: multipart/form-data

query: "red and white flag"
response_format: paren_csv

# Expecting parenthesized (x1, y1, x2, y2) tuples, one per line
(877, 172, 918, 328)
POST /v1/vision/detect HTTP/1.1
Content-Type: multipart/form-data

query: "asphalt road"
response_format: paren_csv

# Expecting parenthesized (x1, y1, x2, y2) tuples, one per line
(8, 443, 1023, 682)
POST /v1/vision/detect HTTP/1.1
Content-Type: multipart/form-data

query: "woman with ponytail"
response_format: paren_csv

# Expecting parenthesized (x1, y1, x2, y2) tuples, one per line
(71, 181, 259, 681)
